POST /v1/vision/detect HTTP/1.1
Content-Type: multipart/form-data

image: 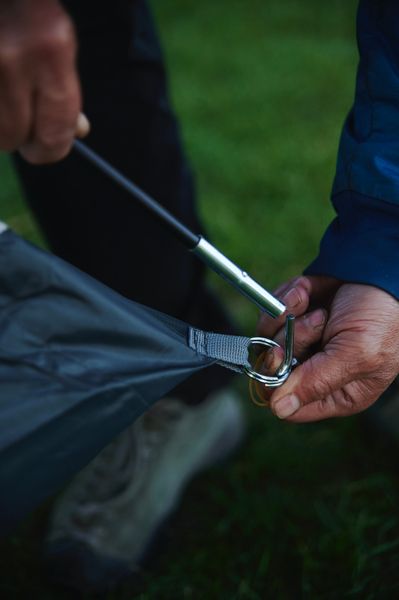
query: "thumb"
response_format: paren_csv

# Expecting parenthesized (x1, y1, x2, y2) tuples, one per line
(269, 351, 352, 421)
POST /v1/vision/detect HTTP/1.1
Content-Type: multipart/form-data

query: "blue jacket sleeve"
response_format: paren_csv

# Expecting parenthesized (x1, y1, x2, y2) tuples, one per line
(305, 0, 399, 299)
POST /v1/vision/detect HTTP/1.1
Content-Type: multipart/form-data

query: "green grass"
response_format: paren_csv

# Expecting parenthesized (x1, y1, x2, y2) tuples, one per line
(2, 0, 399, 598)
(154, 0, 356, 327)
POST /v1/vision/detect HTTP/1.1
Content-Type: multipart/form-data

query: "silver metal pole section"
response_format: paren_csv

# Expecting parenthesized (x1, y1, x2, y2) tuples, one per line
(192, 236, 286, 318)
(74, 142, 285, 318)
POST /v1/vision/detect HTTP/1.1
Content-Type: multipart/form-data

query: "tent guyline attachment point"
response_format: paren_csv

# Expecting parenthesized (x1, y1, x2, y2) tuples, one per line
(73, 141, 297, 393)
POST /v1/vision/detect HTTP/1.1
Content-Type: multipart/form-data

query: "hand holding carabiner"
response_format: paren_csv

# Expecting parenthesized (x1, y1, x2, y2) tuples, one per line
(262, 276, 399, 423)
(252, 277, 327, 406)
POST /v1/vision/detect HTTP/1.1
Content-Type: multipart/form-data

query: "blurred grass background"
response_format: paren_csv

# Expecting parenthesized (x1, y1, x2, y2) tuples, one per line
(2, 0, 399, 598)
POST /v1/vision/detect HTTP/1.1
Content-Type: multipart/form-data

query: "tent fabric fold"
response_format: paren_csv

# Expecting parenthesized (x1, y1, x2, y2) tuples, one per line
(0, 226, 250, 532)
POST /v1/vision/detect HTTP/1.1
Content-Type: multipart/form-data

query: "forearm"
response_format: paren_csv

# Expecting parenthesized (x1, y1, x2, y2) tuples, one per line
(305, 190, 399, 300)
(306, 0, 399, 300)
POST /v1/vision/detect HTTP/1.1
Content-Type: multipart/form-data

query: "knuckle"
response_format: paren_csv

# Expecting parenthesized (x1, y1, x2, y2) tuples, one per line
(37, 132, 72, 157)
(311, 374, 330, 399)
(37, 128, 67, 149)
(306, 358, 336, 399)
(34, 119, 74, 158)
(37, 113, 76, 149)
(35, 94, 80, 152)
(337, 386, 355, 408)
(36, 18, 75, 55)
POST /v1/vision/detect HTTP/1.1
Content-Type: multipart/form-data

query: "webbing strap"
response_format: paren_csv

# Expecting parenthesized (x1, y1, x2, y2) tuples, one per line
(188, 327, 251, 373)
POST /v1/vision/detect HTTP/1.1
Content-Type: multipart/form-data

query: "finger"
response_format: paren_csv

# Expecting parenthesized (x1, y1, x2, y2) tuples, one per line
(273, 276, 311, 300)
(285, 377, 386, 423)
(268, 350, 353, 420)
(21, 110, 90, 161)
(248, 345, 284, 407)
(20, 34, 81, 164)
(21, 81, 81, 163)
(0, 47, 32, 150)
(251, 309, 326, 406)
(278, 391, 344, 422)
(257, 277, 312, 340)
(261, 345, 285, 375)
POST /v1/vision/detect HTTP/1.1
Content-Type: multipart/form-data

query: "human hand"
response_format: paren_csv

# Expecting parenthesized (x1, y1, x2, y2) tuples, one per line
(0, 0, 89, 164)
(257, 276, 399, 422)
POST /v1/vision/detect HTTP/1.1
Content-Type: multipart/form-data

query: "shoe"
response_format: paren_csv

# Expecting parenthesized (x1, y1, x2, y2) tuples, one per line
(45, 388, 245, 593)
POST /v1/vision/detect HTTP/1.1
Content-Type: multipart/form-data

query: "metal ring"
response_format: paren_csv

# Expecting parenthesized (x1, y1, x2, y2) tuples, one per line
(243, 337, 293, 388)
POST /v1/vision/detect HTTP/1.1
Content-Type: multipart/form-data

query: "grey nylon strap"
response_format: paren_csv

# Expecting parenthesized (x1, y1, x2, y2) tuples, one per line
(188, 327, 251, 373)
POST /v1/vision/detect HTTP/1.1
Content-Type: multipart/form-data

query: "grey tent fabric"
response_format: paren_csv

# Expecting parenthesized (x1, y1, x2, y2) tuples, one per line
(0, 226, 251, 532)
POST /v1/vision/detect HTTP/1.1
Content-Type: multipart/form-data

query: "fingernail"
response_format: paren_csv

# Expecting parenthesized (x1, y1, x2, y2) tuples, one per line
(297, 276, 312, 293)
(274, 394, 300, 419)
(282, 288, 301, 309)
(76, 113, 91, 138)
(307, 309, 325, 328)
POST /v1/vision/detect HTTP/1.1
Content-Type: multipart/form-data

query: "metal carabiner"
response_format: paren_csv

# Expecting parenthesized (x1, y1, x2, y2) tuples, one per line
(243, 314, 297, 388)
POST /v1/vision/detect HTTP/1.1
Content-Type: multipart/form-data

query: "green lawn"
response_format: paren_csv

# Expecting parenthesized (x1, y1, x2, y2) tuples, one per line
(2, 0, 399, 598)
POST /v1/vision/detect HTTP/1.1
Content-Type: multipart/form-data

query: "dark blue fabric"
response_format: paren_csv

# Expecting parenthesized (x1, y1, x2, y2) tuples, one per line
(0, 230, 214, 533)
(306, 0, 399, 298)
(305, 190, 399, 292)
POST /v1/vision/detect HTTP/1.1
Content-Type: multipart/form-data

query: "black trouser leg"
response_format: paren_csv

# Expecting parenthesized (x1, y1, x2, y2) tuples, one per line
(13, 0, 236, 402)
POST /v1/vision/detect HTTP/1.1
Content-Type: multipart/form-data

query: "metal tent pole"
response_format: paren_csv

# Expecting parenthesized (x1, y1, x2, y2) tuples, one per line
(74, 140, 285, 318)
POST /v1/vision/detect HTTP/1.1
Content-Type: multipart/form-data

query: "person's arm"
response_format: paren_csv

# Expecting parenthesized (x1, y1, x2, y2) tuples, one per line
(305, 0, 399, 298)
(256, 0, 399, 421)
(257, 276, 399, 421)
(0, 0, 88, 164)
